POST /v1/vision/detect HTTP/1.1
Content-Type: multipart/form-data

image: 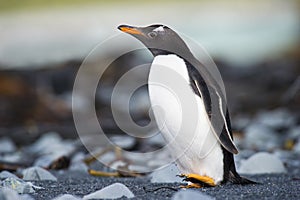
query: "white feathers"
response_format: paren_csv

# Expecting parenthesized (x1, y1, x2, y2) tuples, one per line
(151, 54, 189, 81)
(148, 55, 189, 137)
(148, 54, 224, 184)
(153, 26, 165, 32)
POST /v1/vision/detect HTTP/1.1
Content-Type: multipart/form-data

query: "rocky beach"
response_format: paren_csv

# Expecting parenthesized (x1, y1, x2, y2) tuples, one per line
(0, 1, 299, 199)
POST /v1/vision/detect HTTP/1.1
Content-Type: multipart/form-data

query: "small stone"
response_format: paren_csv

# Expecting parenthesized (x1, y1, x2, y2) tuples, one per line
(294, 141, 300, 153)
(0, 171, 18, 180)
(20, 194, 35, 200)
(232, 115, 251, 130)
(110, 136, 136, 149)
(238, 152, 286, 174)
(28, 132, 62, 154)
(98, 151, 116, 164)
(150, 163, 182, 183)
(28, 132, 75, 158)
(70, 152, 85, 163)
(0, 152, 22, 163)
(1, 178, 35, 194)
(69, 162, 88, 173)
(256, 108, 295, 129)
(147, 148, 173, 169)
(0, 187, 21, 200)
(83, 183, 134, 199)
(69, 152, 88, 173)
(288, 126, 300, 139)
(0, 137, 16, 153)
(22, 167, 57, 181)
(52, 194, 81, 200)
(172, 190, 215, 200)
(243, 123, 280, 151)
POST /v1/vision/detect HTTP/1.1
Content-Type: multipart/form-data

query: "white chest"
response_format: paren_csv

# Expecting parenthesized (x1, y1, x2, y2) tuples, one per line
(148, 54, 190, 136)
(148, 54, 214, 153)
(148, 54, 224, 184)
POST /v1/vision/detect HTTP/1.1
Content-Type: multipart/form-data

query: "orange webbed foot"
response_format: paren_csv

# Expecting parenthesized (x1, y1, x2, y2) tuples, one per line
(179, 174, 216, 187)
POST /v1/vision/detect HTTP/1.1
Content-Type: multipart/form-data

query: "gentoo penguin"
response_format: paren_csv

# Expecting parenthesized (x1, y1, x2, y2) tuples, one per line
(118, 24, 254, 187)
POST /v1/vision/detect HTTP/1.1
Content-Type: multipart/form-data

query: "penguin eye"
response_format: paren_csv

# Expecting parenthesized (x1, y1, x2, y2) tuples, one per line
(148, 32, 157, 38)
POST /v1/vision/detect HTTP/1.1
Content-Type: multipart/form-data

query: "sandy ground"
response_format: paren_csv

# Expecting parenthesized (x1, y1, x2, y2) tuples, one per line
(30, 171, 300, 200)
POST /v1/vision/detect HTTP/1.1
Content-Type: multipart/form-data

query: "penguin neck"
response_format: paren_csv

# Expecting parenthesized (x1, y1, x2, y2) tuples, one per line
(149, 48, 194, 61)
(150, 54, 191, 83)
(149, 47, 199, 84)
(149, 48, 173, 56)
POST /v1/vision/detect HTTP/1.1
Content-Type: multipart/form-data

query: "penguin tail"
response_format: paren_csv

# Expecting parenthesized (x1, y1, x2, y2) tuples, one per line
(228, 171, 258, 185)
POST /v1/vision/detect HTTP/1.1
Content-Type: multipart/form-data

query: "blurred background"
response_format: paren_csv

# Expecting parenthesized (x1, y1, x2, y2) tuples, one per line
(0, 0, 299, 169)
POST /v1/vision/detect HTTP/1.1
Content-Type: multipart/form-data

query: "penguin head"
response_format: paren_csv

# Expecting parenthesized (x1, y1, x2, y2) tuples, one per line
(118, 24, 191, 57)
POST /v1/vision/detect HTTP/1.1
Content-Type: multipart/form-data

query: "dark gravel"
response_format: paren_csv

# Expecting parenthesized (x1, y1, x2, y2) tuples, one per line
(30, 171, 300, 200)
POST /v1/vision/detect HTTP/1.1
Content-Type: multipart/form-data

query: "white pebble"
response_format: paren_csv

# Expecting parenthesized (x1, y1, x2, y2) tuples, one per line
(28, 132, 75, 158)
(150, 163, 182, 183)
(256, 108, 295, 128)
(238, 152, 286, 174)
(1, 178, 35, 194)
(110, 135, 136, 149)
(0, 152, 22, 163)
(288, 126, 300, 139)
(69, 162, 88, 173)
(243, 124, 280, 151)
(52, 194, 81, 200)
(294, 141, 300, 153)
(0, 171, 18, 180)
(83, 183, 134, 199)
(0, 187, 22, 200)
(0, 137, 16, 153)
(28, 132, 62, 153)
(20, 194, 35, 200)
(22, 167, 57, 181)
(172, 190, 215, 200)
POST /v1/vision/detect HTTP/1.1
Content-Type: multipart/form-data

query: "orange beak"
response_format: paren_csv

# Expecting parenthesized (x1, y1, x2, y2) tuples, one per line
(118, 25, 144, 35)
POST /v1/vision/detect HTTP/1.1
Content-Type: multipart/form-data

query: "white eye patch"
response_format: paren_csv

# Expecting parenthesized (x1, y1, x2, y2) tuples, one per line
(153, 26, 164, 32)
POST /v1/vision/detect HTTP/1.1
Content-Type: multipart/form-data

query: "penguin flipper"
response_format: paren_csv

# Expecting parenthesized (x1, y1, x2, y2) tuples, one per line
(190, 76, 239, 154)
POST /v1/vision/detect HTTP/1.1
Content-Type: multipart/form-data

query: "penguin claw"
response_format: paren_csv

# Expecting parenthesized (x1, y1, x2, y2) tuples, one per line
(179, 174, 216, 187)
